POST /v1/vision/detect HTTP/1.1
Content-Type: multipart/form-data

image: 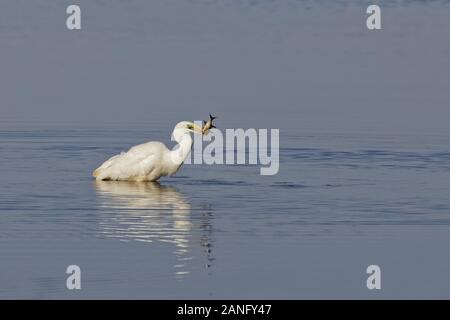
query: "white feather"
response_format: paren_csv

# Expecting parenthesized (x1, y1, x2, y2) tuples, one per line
(93, 121, 200, 182)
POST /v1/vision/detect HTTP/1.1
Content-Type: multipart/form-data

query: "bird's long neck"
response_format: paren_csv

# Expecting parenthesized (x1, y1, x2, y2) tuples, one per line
(169, 134, 193, 166)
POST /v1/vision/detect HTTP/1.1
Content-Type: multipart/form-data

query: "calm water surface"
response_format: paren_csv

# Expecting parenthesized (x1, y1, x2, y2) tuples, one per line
(1, 122, 450, 298)
(1, 0, 450, 299)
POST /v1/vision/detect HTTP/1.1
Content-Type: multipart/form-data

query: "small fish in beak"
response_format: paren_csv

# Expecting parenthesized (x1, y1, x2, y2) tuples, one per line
(202, 113, 217, 135)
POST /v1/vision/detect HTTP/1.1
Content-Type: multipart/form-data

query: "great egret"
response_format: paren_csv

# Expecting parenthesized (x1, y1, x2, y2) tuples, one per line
(93, 121, 203, 181)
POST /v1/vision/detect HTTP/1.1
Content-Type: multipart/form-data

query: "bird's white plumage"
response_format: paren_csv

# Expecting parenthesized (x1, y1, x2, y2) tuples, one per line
(93, 121, 202, 182)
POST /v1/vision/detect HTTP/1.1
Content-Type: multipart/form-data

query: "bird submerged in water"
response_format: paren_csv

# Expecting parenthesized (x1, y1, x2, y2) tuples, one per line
(93, 117, 216, 182)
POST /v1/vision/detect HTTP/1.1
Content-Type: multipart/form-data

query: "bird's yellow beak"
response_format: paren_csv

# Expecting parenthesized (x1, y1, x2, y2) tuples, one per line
(191, 123, 203, 134)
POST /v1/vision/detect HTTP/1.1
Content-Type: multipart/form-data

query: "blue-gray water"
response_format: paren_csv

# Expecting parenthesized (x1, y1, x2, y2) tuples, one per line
(1, 123, 450, 299)
(1, 0, 450, 299)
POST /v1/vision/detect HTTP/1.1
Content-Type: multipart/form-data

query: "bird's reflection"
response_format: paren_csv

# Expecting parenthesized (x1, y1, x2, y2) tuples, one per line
(94, 181, 214, 278)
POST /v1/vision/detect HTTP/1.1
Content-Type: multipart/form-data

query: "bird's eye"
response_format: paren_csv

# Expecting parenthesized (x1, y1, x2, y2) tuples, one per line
(186, 124, 194, 130)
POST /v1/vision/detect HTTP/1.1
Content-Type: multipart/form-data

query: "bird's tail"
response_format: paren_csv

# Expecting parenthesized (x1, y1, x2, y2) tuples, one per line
(92, 168, 101, 178)
(92, 153, 124, 179)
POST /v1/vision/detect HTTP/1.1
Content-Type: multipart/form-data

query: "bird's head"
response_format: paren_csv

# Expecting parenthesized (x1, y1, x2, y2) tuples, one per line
(172, 121, 203, 141)
(175, 121, 203, 134)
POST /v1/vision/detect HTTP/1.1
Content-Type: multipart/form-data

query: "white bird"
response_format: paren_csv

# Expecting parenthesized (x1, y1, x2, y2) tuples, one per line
(93, 121, 203, 182)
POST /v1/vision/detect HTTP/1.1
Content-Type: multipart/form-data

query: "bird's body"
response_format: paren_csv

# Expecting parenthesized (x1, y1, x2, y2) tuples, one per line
(93, 121, 202, 182)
